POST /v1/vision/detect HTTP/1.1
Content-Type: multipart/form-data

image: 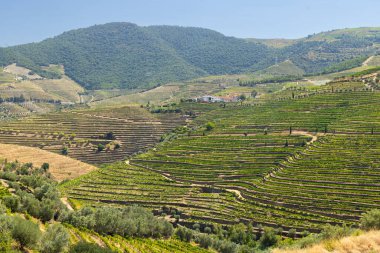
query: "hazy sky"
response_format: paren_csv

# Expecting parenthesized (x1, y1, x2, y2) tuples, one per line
(1, 0, 380, 46)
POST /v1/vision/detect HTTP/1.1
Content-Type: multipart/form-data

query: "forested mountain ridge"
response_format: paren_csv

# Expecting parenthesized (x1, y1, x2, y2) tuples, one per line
(1, 23, 380, 89)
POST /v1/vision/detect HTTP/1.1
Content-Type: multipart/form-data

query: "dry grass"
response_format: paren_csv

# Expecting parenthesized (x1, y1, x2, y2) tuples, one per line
(0, 143, 96, 181)
(4, 64, 42, 79)
(274, 230, 380, 253)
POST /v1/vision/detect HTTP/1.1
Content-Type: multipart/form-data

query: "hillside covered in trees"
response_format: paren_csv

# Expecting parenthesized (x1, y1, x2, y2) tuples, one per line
(0, 23, 380, 89)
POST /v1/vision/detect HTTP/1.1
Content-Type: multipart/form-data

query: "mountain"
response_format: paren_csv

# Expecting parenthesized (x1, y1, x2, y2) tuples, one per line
(1, 23, 380, 89)
(0, 23, 271, 89)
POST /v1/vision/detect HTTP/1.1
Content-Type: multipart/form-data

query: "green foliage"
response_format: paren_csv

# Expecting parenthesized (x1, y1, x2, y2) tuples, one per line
(3, 195, 20, 212)
(60, 205, 173, 238)
(11, 216, 41, 249)
(320, 224, 354, 240)
(360, 209, 380, 230)
(97, 144, 105, 152)
(41, 163, 50, 172)
(259, 227, 279, 249)
(197, 233, 213, 249)
(205, 122, 215, 131)
(176, 226, 193, 242)
(0, 215, 13, 252)
(61, 146, 68, 155)
(321, 55, 368, 74)
(40, 224, 70, 253)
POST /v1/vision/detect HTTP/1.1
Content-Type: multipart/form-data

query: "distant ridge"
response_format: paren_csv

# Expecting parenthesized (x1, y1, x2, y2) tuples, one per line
(0, 23, 379, 89)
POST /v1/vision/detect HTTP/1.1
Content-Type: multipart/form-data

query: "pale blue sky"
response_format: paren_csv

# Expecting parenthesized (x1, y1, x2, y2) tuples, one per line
(1, 0, 380, 46)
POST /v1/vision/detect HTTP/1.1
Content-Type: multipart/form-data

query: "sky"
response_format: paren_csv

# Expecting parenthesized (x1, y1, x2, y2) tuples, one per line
(1, 0, 380, 46)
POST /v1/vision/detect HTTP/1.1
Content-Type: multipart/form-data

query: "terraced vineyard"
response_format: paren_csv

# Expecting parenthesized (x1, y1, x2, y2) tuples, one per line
(0, 106, 186, 164)
(61, 81, 380, 234)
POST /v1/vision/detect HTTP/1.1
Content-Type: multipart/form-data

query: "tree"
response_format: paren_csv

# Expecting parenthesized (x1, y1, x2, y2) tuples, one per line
(41, 163, 50, 172)
(360, 209, 380, 230)
(61, 147, 68, 155)
(40, 224, 70, 253)
(38, 199, 56, 222)
(0, 215, 12, 252)
(197, 233, 212, 249)
(97, 144, 105, 152)
(204, 226, 212, 234)
(104, 132, 115, 140)
(3, 195, 20, 212)
(12, 217, 41, 249)
(239, 94, 246, 101)
(259, 227, 279, 249)
(205, 122, 215, 131)
(288, 228, 297, 239)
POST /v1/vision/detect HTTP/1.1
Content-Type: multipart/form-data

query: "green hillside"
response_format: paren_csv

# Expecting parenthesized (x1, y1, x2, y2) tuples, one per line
(1, 24, 380, 90)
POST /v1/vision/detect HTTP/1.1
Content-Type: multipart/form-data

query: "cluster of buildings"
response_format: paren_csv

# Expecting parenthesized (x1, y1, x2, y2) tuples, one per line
(194, 95, 240, 103)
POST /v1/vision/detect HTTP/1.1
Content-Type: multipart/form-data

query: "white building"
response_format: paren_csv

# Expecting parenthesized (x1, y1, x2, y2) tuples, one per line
(197, 95, 224, 103)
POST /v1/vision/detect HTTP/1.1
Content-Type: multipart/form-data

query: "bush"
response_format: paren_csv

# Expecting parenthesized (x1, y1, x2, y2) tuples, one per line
(61, 147, 68, 155)
(38, 199, 56, 222)
(320, 224, 353, 240)
(204, 226, 212, 234)
(3, 195, 20, 212)
(69, 242, 114, 253)
(205, 122, 215, 131)
(175, 226, 193, 242)
(97, 144, 105, 152)
(360, 209, 380, 230)
(219, 240, 238, 253)
(61, 206, 173, 238)
(197, 233, 212, 249)
(41, 163, 50, 172)
(40, 224, 69, 253)
(12, 217, 41, 249)
(259, 227, 279, 249)
(288, 228, 297, 239)
(0, 215, 13, 252)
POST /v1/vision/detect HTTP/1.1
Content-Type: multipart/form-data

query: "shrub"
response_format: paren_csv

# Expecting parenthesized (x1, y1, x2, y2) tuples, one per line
(38, 199, 56, 222)
(0, 215, 12, 252)
(97, 144, 105, 152)
(320, 224, 353, 240)
(205, 122, 215, 131)
(204, 226, 212, 234)
(360, 209, 380, 230)
(219, 240, 238, 253)
(40, 224, 69, 253)
(175, 226, 193, 242)
(12, 217, 41, 249)
(61, 147, 68, 155)
(3, 195, 20, 212)
(288, 228, 297, 239)
(197, 233, 212, 249)
(259, 227, 279, 249)
(104, 132, 115, 140)
(193, 223, 201, 231)
(41, 163, 50, 172)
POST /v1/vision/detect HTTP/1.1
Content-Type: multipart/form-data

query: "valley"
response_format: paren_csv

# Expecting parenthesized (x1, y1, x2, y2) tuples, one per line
(0, 21, 380, 253)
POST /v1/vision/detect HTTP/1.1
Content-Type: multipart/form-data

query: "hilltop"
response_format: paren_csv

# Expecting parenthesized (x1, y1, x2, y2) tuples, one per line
(1, 23, 380, 89)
